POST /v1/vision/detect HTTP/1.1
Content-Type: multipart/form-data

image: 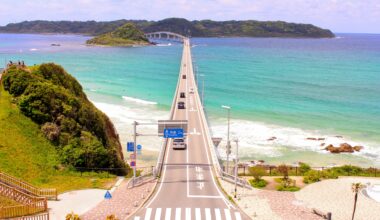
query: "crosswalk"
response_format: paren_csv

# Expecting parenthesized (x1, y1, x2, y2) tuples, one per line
(134, 208, 242, 220)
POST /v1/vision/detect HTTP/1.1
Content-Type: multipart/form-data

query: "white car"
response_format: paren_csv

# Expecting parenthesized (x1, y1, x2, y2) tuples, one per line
(173, 138, 187, 150)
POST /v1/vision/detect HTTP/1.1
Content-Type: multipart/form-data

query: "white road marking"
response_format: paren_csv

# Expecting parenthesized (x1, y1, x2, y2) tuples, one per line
(134, 217, 140, 220)
(205, 208, 211, 220)
(214, 209, 222, 220)
(197, 182, 204, 190)
(186, 208, 191, 220)
(175, 208, 181, 220)
(235, 212, 242, 220)
(155, 208, 161, 220)
(144, 208, 152, 220)
(224, 209, 232, 220)
(165, 208, 171, 220)
(195, 208, 201, 220)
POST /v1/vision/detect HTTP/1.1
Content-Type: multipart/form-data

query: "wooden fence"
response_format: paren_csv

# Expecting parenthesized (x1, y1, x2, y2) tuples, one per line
(4, 212, 49, 220)
(0, 172, 57, 200)
(0, 182, 47, 219)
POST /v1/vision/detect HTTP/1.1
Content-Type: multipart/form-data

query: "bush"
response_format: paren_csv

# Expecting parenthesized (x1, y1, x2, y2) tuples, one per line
(303, 170, 321, 184)
(299, 162, 311, 175)
(249, 179, 268, 188)
(41, 122, 60, 142)
(330, 165, 362, 176)
(66, 213, 81, 220)
(276, 185, 300, 192)
(248, 166, 266, 181)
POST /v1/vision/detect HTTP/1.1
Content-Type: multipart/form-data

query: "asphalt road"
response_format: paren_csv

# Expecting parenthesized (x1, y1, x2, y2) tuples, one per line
(132, 39, 248, 220)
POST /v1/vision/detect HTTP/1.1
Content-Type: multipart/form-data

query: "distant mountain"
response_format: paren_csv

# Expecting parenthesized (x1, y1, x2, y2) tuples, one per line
(86, 23, 150, 46)
(0, 18, 335, 38)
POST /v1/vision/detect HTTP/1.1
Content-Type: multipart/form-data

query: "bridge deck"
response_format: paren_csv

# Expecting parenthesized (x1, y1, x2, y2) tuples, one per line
(132, 39, 249, 220)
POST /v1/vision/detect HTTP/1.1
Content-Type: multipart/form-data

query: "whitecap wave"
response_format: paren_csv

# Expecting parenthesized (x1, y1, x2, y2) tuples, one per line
(211, 118, 380, 162)
(156, 43, 172, 47)
(122, 96, 157, 105)
(29, 48, 38, 51)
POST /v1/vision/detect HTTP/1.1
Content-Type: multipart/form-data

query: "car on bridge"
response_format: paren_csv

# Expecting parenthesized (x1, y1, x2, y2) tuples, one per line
(180, 92, 186, 98)
(189, 88, 194, 94)
(182, 74, 186, 79)
(178, 101, 185, 109)
(173, 138, 186, 150)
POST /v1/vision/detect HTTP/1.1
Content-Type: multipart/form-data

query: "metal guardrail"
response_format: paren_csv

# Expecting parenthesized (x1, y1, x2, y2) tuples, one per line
(0, 172, 57, 200)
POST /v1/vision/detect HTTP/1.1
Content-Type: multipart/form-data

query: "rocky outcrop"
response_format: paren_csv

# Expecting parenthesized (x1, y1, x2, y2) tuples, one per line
(267, 136, 277, 141)
(324, 143, 363, 154)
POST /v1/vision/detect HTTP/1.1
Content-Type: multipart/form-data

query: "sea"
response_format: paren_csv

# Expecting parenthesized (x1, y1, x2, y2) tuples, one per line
(0, 33, 379, 167)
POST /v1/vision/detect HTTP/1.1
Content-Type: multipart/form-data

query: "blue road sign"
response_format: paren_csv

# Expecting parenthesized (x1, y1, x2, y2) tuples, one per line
(104, 190, 112, 199)
(127, 142, 134, 152)
(164, 128, 184, 138)
(137, 144, 142, 150)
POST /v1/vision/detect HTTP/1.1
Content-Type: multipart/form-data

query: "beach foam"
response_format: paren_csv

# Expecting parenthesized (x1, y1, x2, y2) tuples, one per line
(122, 96, 157, 105)
(211, 118, 380, 163)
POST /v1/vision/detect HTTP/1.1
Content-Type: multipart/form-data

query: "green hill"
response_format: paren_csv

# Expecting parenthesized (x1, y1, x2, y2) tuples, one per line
(0, 18, 335, 38)
(0, 63, 128, 192)
(86, 23, 150, 46)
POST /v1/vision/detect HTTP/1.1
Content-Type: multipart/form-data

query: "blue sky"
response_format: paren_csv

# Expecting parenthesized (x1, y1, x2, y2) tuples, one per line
(0, 0, 379, 33)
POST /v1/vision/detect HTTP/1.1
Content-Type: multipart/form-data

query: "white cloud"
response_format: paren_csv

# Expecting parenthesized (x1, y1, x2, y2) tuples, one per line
(0, 0, 379, 33)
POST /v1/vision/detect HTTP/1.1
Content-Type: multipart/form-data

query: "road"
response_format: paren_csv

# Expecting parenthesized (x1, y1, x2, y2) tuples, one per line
(132, 39, 249, 220)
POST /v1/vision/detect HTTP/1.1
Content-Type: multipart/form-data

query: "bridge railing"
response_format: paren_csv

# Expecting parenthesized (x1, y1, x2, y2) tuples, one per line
(0, 171, 57, 200)
(155, 43, 185, 176)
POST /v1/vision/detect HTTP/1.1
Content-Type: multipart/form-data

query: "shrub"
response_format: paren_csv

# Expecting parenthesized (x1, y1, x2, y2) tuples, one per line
(303, 170, 321, 184)
(299, 162, 311, 175)
(106, 215, 119, 220)
(249, 178, 268, 188)
(331, 165, 362, 176)
(276, 185, 300, 192)
(248, 166, 266, 181)
(41, 122, 60, 142)
(66, 213, 81, 220)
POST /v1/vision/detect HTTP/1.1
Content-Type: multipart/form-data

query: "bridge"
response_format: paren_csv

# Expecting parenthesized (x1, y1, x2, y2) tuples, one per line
(144, 31, 187, 42)
(132, 37, 250, 220)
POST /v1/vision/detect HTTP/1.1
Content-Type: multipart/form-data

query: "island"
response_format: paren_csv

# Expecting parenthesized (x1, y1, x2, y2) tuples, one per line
(0, 18, 335, 38)
(86, 23, 151, 47)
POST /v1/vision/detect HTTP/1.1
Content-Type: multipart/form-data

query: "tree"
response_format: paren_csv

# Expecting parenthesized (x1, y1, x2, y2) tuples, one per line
(277, 164, 290, 187)
(351, 182, 364, 220)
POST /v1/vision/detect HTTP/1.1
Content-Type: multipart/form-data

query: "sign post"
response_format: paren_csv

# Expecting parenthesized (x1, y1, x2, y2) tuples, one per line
(104, 190, 112, 200)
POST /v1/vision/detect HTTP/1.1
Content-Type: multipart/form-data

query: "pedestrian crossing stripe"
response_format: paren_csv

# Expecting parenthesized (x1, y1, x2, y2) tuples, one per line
(134, 208, 243, 220)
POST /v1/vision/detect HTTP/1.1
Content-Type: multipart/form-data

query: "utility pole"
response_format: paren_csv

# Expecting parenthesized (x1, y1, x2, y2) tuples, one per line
(221, 105, 231, 174)
(234, 138, 239, 198)
(133, 121, 137, 186)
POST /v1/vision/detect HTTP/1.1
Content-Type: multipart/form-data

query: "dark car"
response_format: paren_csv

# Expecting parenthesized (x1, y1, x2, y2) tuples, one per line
(180, 92, 186, 98)
(178, 101, 185, 109)
(182, 75, 186, 79)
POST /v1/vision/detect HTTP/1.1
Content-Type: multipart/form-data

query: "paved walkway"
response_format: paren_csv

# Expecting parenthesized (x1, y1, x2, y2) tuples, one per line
(220, 179, 321, 220)
(81, 179, 156, 220)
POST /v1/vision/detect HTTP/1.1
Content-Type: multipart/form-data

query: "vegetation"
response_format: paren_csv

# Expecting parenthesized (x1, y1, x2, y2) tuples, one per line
(248, 166, 268, 188)
(303, 169, 338, 184)
(0, 18, 335, 38)
(86, 23, 150, 46)
(274, 177, 300, 191)
(249, 178, 268, 188)
(299, 162, 311, 175)
(66, 212, 81, 220)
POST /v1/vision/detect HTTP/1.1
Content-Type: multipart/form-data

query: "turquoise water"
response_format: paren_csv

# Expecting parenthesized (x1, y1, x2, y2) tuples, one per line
(1, 33, 379, 166)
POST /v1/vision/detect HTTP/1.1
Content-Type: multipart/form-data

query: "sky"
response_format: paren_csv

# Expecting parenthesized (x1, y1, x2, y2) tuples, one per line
(0, 0, 379, 33)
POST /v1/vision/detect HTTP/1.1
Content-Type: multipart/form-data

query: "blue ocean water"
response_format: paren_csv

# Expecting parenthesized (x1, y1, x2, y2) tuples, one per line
(1, 33, 379, 166)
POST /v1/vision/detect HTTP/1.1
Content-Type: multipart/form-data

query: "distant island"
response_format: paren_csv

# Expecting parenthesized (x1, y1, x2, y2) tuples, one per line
(0, 18, 335, 38)
(86, 23, 150, 46)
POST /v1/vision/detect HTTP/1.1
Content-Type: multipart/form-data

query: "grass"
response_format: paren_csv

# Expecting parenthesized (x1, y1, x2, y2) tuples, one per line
(0, 196, 20, 206)
(249, 179, 268, 188)
(0, 85, 117, 197)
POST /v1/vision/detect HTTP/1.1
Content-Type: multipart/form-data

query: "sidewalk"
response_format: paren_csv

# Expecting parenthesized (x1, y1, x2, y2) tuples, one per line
(81, 179, 156, 220)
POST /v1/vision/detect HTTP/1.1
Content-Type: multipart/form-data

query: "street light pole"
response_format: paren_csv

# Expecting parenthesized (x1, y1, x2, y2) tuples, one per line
(133, 121, 138, 186)
(221, 105, 231, 174)
(234, 138, 239, 198)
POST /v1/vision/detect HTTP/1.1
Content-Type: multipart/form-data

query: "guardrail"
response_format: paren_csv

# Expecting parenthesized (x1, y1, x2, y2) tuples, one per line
(127, 167, 155, 188)
(0, 182, 47, 219)
(155, 42, 186, 176)
(189, 44, 252, 189)
(0, 171, 57, 200)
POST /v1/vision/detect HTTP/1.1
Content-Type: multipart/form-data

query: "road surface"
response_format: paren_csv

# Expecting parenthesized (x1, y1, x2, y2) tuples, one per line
(132, 39, 249, 220)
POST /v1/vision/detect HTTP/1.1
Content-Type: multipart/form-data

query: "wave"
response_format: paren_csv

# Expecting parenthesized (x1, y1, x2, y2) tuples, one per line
(29, 48, 38, 51)
(211, 118, 380, 162)
(122, 96, 157, 105)
(156, 43, 172, 47)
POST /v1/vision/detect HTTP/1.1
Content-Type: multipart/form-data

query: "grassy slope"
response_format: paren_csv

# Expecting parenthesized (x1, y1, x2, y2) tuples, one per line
(0, 84, 116, 194)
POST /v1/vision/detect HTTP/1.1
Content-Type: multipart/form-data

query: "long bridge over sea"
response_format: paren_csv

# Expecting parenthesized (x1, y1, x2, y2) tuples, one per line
(132, 33, 250, 220)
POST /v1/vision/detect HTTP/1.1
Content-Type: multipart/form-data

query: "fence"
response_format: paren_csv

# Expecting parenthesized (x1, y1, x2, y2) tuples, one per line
(0, 182, 47, 219)
(0, 172, 57, 200)
(226, 165, 380, 177)
(5, 212, 49, 220)
(127, 166, 155, 188)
